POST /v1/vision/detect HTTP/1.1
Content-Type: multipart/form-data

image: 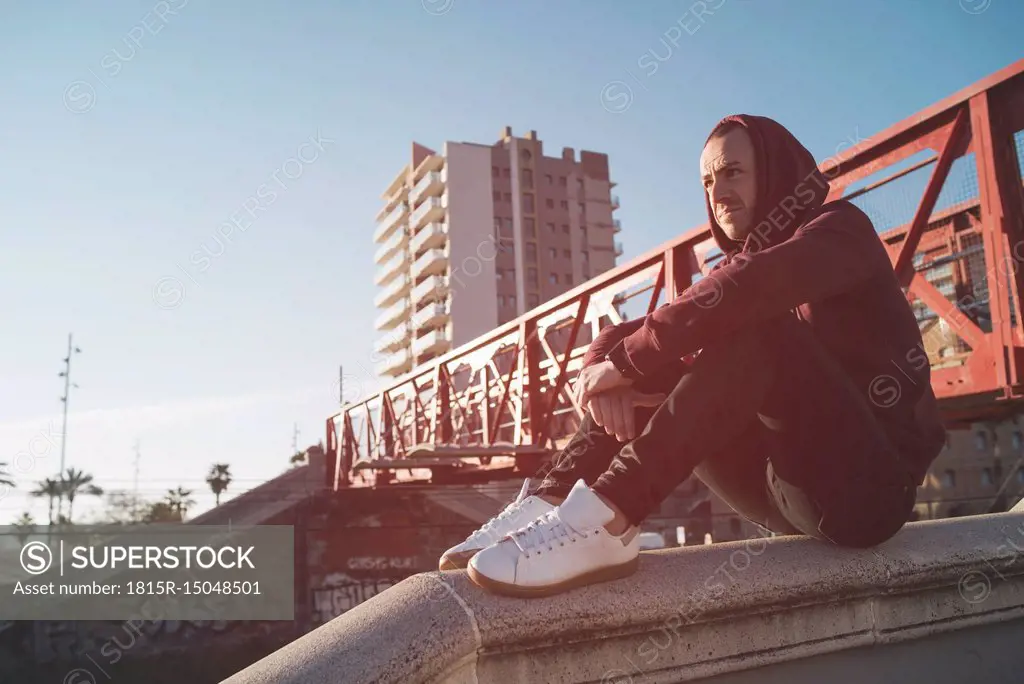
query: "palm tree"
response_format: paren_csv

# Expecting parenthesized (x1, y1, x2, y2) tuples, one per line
(0, 461, 13, 490)
(31, 478, 63, 525)
(143, 501, 182, 523)
(60, 468, 104, 524)
(164, 487, 196, 520)
(13, 512, 35, 548)
(205, 463, 232, 506)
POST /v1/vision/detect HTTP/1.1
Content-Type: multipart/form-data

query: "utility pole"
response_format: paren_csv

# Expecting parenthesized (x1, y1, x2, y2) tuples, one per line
(133, 440, 142, 522)
(57, 333, 81, 522)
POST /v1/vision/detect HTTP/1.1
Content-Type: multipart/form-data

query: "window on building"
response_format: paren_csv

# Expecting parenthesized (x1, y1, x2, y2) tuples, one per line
(545, 174, 553, 185)
(523, 194, 535, 213)
(496, 269, 503, 280)
(528, 268, 538, 285)
(942, 469, 957, 488)
(562, 224, 570, 234)
(578, 202, 585, 214)
(521, 149, 532, 162)
(503, 192, 512, 202)
(582, 250, 589, 263)
(522, 169, 533, 188)
(492, 166, 499, 177)
(492, 190, 501, 201)
(502, 167, 511, 178)
(528, 294, 539, 308)
(526, 243, 537, 260)
(976, 431, 989, 451)
(582, 266, 590, 279)
(546, 198, 555, 209)
(548, 247, 557, 259)
(493, 217, 502, 233)
(524, 217, 535, 236)
(559, 176, 567, 186)
(547, 222, 556, 233)
(981, 467, 994, 486)
(550, 273, 559, 285)
(560, 200, 569, 210)
(565, 273, 572, 285)
(577, 178, 584, 191)
(509, 295, 517, 308)
(563, 249, 571, 258)
(499, 219, 513, 237)
(497, 295, 506, 307)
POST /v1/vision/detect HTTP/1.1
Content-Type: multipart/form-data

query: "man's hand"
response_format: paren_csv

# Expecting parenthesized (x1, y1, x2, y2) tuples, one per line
(573, 360, 632, 408)
(587, 387, 667, 442)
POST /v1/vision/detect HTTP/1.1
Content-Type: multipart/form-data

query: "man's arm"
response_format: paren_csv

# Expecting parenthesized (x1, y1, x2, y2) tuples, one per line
(607, 202, 887, 379)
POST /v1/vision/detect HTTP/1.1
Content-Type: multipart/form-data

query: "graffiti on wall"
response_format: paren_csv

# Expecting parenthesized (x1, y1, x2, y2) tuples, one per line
(345, 556, 417, 571)
(312, 573, 401, 625)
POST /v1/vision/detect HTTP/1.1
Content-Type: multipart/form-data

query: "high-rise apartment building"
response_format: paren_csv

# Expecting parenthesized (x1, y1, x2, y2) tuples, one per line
(372, 127, 622, 379)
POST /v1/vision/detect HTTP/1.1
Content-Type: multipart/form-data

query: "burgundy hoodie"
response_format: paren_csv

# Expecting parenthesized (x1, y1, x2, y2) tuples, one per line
(604, 114, 946, 485)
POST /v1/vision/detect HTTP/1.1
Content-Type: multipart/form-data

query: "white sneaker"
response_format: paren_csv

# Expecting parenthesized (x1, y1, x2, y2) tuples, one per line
(467, 478, 640, 598)
(438, 479, 556, 570)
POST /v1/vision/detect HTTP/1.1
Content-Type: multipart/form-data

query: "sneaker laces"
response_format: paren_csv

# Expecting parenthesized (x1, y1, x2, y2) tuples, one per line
(468, 497, 533, 544)
(509, 510, 588, 555)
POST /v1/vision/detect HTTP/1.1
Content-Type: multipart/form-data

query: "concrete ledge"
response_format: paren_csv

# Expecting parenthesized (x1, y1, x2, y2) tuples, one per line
(224, 513, 1024, 683)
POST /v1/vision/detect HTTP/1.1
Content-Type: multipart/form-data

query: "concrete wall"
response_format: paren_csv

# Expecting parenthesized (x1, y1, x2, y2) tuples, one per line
(224, 512, 1024, 683)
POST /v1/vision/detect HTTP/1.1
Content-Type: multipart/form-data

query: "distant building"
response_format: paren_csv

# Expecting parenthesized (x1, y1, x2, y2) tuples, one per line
(372, 127, 622, 379)
(915, 419, 1024, 519)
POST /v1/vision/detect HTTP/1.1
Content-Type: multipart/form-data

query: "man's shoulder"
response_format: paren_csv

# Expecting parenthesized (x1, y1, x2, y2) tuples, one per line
(803, 199, 875, 232)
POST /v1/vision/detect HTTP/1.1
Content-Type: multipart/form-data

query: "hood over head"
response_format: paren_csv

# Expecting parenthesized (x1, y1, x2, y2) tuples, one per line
(703, 115, 831, 257)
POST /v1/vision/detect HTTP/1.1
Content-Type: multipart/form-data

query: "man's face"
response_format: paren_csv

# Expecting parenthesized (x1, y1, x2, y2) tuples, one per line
(700, 127, 758, 241)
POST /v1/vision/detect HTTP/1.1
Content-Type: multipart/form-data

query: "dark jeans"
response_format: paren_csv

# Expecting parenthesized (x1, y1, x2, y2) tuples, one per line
(535, 314, 917, 549)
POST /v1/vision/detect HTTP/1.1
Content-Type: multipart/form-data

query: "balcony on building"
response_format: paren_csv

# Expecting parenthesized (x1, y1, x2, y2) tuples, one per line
(374, 227, 408, 265)
(374, 322, 410, 355)
(375, 298, 410, 332)
(375, 347, 412, 377)
(611, 194, 620, 210)
(411, 154, 444, 184)
(410, 221, 447, 254)
(412, 328, 449, 358)
(411, 274, 447, 305)
(612, 218, 622, 233)
(375, 183, 408, 222)
(380, 163, 409, 206)
(374, 251, 407, 287)
(614, 241, 624, 257)
(374, 201, 409, 244)
(411, 246, 448, 279)
(409, 196, 445, 232)
(374, 274, 411, 309)
(412, 300, 449, 332)
(409, 170, 444, 207)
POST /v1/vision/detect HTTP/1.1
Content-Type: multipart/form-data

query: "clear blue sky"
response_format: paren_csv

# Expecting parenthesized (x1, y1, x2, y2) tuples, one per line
(1, 0, 1020, 523)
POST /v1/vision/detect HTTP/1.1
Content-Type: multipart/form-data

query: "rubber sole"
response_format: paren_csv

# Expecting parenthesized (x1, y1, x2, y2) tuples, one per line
(438, 551, 477, 571)
(466, 555, 640, 598)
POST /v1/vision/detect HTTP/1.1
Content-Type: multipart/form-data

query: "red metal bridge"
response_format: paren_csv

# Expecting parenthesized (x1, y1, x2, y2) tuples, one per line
(327, 60, 1024, 492)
